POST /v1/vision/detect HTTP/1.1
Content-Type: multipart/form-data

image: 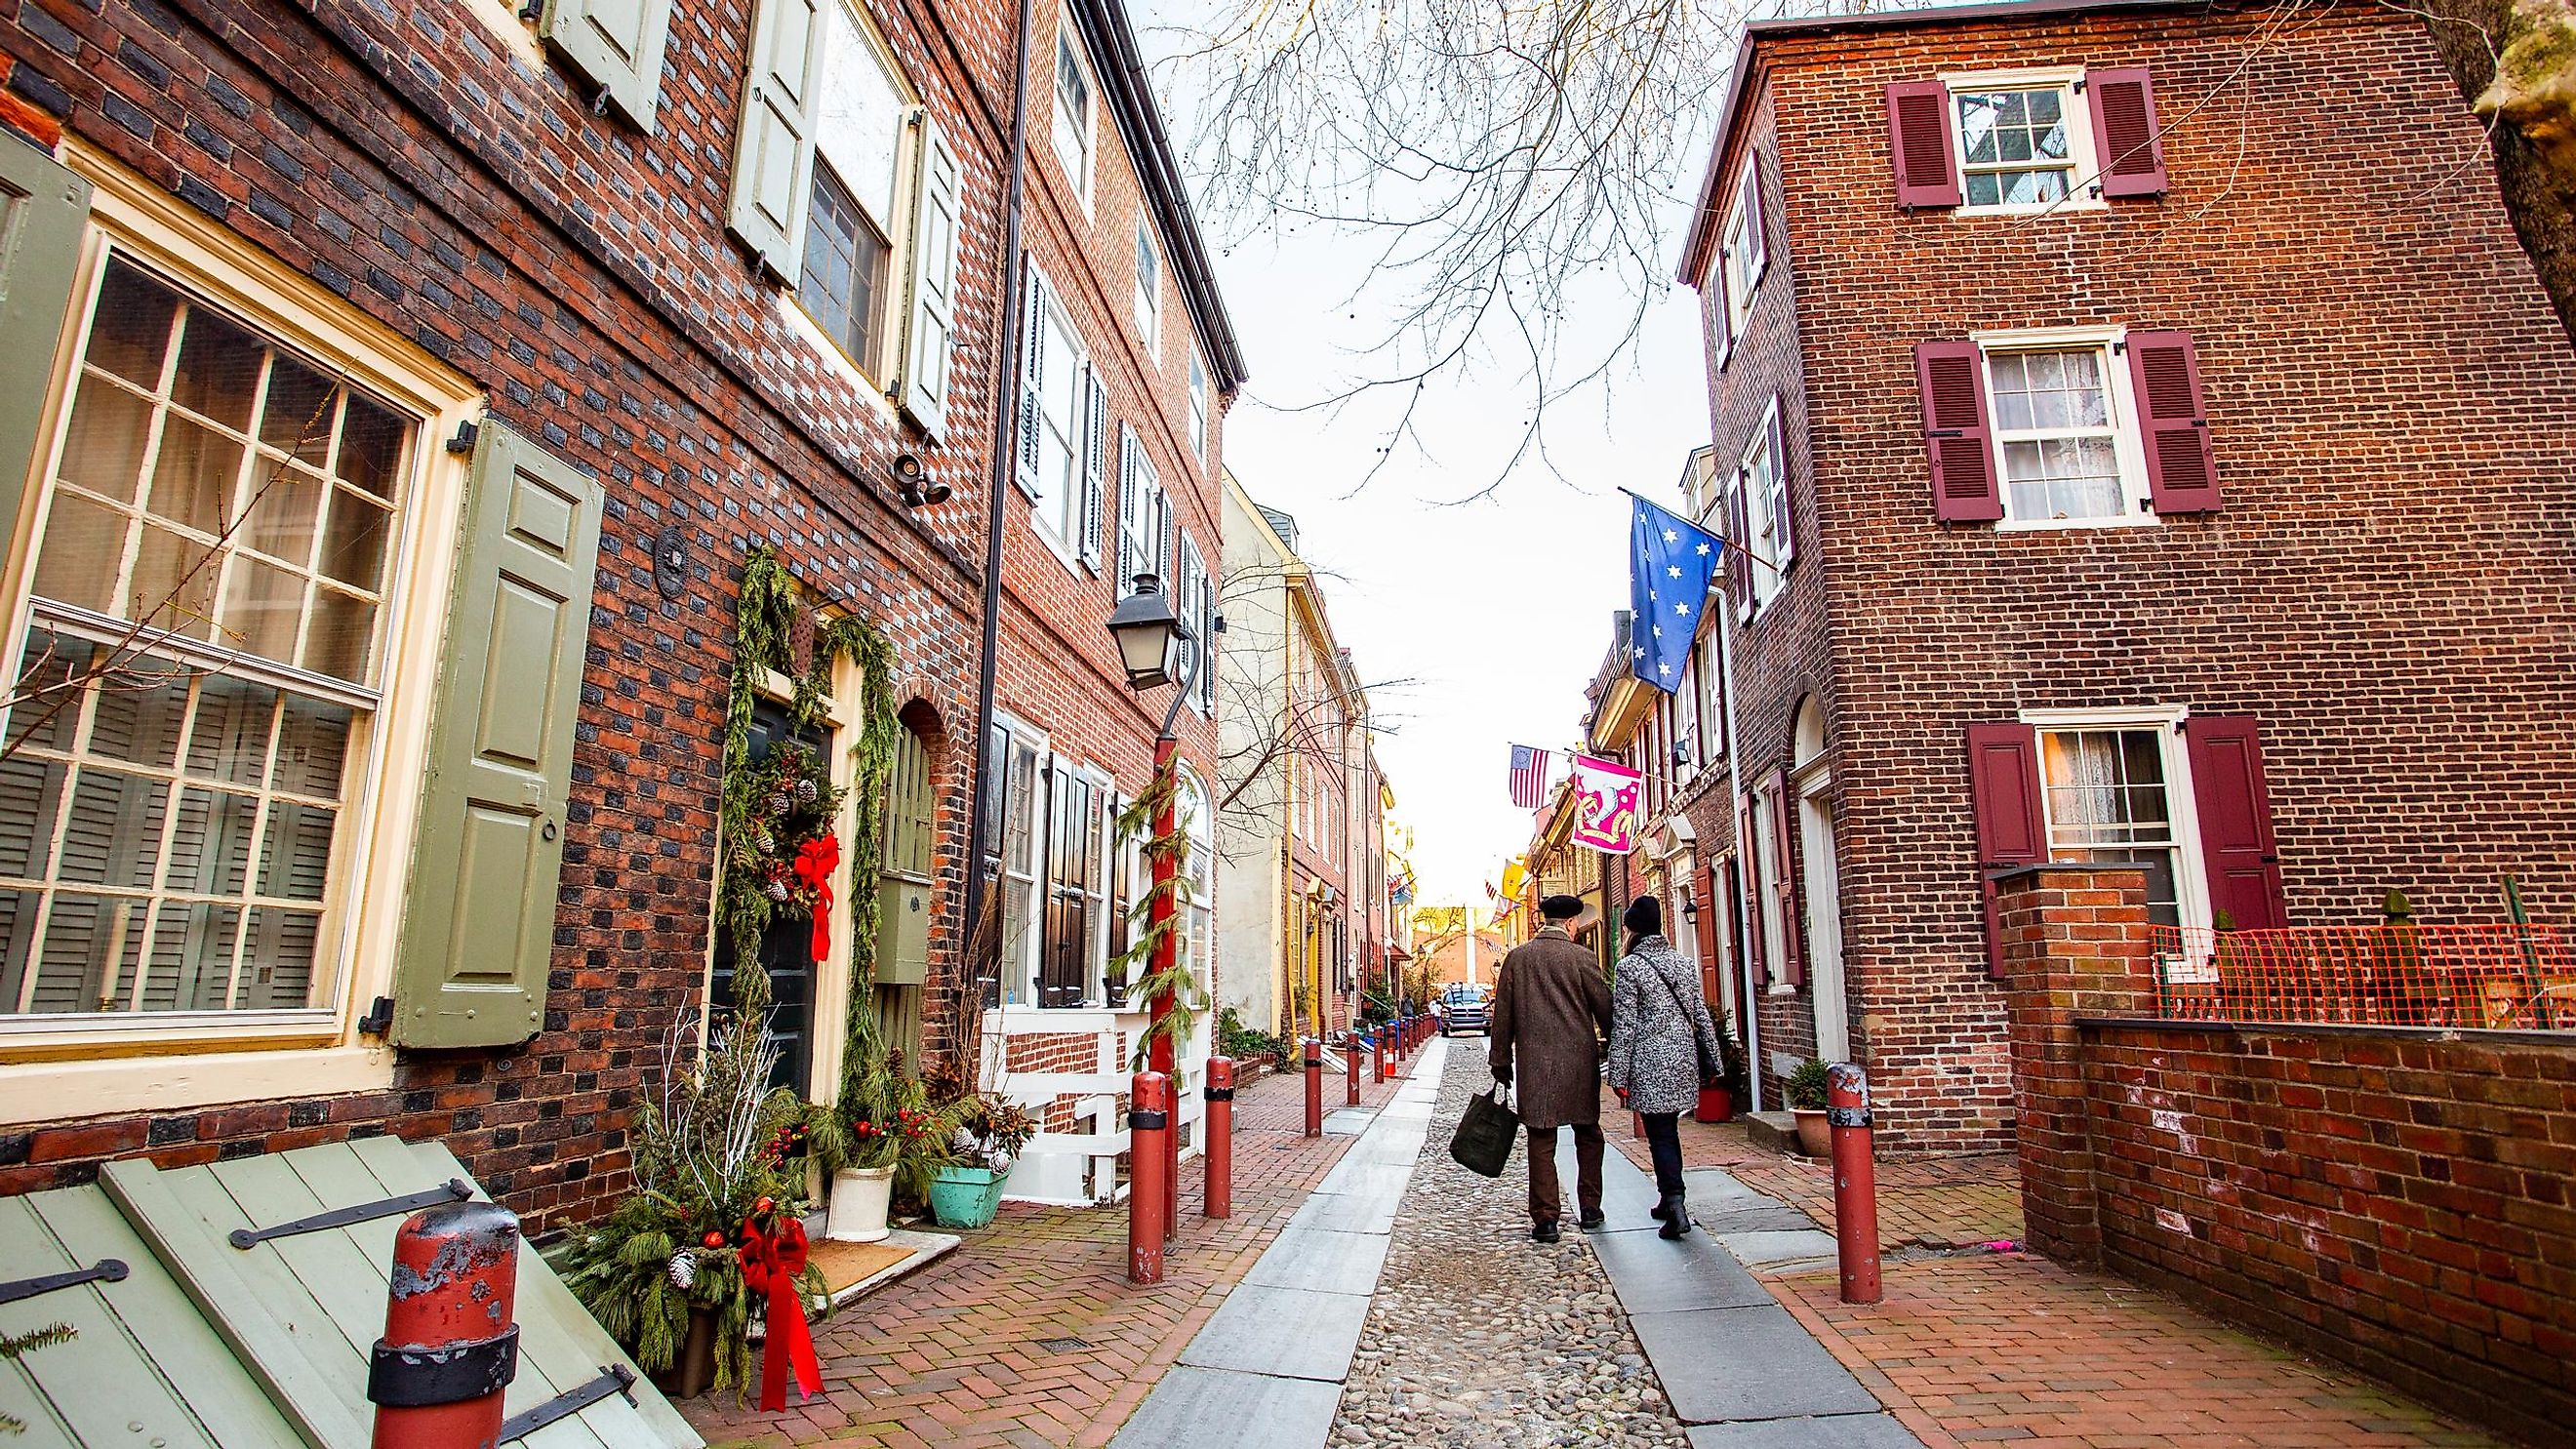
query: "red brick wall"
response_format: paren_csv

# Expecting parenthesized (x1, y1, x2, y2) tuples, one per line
(0, 0, 1225, 1230)
(2000, 866, 2576, 1447)
(1700, 7, 2576, 1151)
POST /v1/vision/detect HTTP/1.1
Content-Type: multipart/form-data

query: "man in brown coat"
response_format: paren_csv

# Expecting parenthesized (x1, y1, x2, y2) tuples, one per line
(1488, 895, 1614, 1241)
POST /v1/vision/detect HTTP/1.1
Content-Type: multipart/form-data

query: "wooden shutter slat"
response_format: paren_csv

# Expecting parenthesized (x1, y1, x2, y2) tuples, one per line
(1081, 365, 1107, 565)
(1915, 340, 2002, 522)
(1017, 268, 1047, 496)
(1966, 722, 2047, 980)
(1115, 423, 1140, 592)
(540, 0, 673, 132)
(1886, 80, 1962, 208)
(0, 138, 92, 568)
(391, 423, 602, 1048)
(2127, 330, 2221, 514)
(897, 111, 961, 440)
(2086, 67, 2167, 198)
(2185, 715, 2286, 931)
(1767, 769, 1803, 987)
(723, 0, 822, 278)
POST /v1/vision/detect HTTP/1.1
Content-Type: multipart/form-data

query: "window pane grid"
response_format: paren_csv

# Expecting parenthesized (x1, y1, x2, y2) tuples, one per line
(1956, 88, 2073, 206)
(1989, 348, 2124, 522)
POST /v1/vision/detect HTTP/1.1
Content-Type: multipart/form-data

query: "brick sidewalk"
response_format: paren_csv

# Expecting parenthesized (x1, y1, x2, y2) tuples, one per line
(684, 1056, 1408, 1448)
(1768, 1253, 2509, 1449)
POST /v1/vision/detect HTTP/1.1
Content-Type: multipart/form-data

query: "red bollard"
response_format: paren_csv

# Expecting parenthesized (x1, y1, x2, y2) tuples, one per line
(1374, 1032, 1387, 1083)
(1204, 1058, 1234, 1220)
(1304, 1038, 1323, 1137)
(1827, 1063, 1882, 1305)
(369, 1199, 520, 1449)
(1130, 1072, 1171, 1283)
(1346, 1034, 1361, 1106)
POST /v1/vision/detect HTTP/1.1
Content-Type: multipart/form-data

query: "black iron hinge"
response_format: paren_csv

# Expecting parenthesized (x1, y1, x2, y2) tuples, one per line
(231, 1181, 472, 1249)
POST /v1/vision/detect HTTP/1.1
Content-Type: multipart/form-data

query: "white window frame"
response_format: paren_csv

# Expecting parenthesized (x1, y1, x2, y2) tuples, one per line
(1972, 325, 2155, 533)
(1720, 157, 1766, 340)
(2017, 703, 2212, 935)
(1133, 222, 1161, 361)
(1187, 351, 1209, 466)
(1751, 784, 1790, 992)
(987, 711, 1049, 1007)
(1071, 758, 1112, 1005)
(0, 142, 481, 1117)
(783, 0, 918, 391)
(1026, 280, 1087, 565)
(1742, 394, 1789, 617)
(1941, 66, 2107, 218)
(1050, 12, 1095, 208)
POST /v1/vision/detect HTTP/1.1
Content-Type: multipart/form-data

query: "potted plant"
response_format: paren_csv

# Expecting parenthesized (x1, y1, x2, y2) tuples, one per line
(1785, 1060, 1832, 1155)
(931, 1094, 1037, 1228)
(825, 1055, 956, 1242)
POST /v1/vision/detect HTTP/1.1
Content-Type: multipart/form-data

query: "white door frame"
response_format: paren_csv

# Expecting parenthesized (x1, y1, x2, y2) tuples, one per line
(1794, 765, 1850, 1065)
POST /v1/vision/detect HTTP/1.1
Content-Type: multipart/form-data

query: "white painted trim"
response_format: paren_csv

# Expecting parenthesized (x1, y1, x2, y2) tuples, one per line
(2017, 703, 2187, 729)
(0, 1044, 394, 1125)
(1939, 65, 2105, 218)
(1972, 327, 2157, 533)
(2012, 705, 2214, 934)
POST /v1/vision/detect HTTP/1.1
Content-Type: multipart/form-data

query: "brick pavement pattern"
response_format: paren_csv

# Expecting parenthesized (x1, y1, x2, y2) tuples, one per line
(1768, 1253, 2510, 1449)
(683, 1061, 1400, 1448)
(1333, 1057, 1688, 1448)
(1609, 1115, 2023, 1250)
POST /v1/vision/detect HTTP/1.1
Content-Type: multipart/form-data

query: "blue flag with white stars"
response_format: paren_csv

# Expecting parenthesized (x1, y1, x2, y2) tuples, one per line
(1629, 493, 1722, 694)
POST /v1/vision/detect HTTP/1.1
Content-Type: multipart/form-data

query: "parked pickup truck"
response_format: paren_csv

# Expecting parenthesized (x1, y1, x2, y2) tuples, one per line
(1436, 984, 1490, 1036)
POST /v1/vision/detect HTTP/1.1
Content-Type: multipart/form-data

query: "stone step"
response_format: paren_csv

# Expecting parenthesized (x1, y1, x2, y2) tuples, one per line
(1743, 1109, 1803, 1155)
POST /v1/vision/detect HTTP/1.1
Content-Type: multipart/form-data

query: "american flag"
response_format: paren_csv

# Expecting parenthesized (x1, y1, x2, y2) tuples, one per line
(1508, 745, 1550, 809)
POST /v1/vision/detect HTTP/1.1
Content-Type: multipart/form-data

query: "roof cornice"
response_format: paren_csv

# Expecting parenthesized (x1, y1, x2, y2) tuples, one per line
(1068, 0, 1251, 393)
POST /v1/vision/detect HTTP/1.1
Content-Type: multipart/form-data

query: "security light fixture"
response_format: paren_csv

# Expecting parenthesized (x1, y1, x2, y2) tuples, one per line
(894, 453, 951, 508)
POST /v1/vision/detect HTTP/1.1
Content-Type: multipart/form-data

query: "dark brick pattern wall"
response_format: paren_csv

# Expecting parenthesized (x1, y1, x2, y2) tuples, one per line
(2000, 865, 2576, 1448)
(0, 0, 1223, 1230)
(1698, 7, 2576, 1152)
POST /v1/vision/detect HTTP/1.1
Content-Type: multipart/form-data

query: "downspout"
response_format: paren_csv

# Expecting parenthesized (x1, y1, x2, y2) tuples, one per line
(1715, 595, 1761, 1113)
(962, 0, 1034, 1021)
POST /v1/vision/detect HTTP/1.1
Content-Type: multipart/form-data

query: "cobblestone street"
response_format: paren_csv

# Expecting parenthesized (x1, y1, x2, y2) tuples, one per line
(1334, 1056, 1689, 1449)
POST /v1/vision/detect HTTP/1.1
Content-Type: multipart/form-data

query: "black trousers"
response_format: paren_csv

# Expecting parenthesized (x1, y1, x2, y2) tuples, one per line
(1640, 1111, 1685, 1199)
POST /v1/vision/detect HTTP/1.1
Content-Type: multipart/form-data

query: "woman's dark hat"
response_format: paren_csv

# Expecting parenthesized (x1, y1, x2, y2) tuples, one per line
(1622, 896, 1663, 937)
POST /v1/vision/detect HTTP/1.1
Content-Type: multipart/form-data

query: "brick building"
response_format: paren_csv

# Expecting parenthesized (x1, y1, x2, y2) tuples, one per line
(0, 0, 1238, 1224)
(1642, 0, 2576, 1148)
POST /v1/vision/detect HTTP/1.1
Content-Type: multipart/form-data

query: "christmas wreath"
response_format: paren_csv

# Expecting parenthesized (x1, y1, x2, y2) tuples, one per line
(728, 741, 846, 963)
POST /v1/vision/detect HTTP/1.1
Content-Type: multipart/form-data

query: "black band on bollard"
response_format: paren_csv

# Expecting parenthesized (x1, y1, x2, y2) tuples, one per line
(1130, 1108, 1169, 1130)
(367, 1326, 520, 1406)
(1825, 1107, 1872, 1129)
(1203, 1086, 1234, 1102)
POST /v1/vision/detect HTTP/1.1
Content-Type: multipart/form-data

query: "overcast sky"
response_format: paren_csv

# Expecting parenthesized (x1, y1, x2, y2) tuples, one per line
(1136, 7, 1716, 907)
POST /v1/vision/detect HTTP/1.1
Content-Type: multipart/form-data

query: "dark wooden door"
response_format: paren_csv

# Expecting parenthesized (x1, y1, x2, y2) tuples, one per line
(712, 697, 823, 1097)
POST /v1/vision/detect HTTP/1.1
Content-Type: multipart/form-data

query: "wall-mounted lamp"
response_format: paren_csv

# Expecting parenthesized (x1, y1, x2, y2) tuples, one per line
(894, 453, 951, 508)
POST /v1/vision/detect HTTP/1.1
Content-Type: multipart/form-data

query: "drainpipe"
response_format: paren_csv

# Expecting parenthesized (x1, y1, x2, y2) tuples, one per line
(1715, 596, 1761, 1113)
(961, 0, 1035, 1019)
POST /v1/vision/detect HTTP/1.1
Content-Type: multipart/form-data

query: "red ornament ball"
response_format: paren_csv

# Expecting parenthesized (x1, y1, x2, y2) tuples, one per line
(702, 1229, 725, 1249)
(754, 1196, 777, 1217)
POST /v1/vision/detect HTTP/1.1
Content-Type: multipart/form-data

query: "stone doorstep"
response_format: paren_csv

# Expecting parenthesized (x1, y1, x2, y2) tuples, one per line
(821, 1226, 962, 1309)
(1742, 1110, 1805, 1156)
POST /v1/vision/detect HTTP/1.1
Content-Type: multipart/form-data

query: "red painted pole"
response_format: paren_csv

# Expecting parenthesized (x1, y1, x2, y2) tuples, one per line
(1827, 1063, 1882, 1305)
(1148, 737, 1181, 1240)
(1346, 1032, 1361, 1106)
(1129, 1071, 1171, 1284)
(1374, 1031, 1387, 1083)
(1303, 1038, 1323, 1137)
(1203, 1058, 1233, 1218)
(369, 1200, 520, 1449)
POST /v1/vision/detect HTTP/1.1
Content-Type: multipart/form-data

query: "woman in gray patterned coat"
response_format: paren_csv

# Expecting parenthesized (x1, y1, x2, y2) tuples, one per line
(1606, 895, 1726, 1238)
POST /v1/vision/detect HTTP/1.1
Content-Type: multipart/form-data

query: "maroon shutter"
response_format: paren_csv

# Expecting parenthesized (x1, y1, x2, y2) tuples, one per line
(1692, 862, 1722, 1001)
(1915, 341, 2001, 522)
(2086, 68, 2167, 198)
(1726, 472, 1752, 611)
(1768, 769, 1805, 987)
(1966, 722, 2047, 980)
(1886, 80, 1961, 208)
(2186, 716, 2287, 931)
(1739, 792, 1767, 983)
(2127, 331, 2221, 514)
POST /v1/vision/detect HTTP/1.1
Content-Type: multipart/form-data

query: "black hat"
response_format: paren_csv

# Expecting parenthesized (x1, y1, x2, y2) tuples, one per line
(1539, 894, 1585, 920)
(1623, 896, 1663, 937)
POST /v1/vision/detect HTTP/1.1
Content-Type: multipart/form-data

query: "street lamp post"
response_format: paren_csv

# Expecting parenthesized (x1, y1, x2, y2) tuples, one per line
(1106, 574, 1198, 1241)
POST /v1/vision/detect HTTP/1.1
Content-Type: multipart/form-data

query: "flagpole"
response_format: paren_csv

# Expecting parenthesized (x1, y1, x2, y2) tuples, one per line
(1618, 485, 1787, 582)
(1715, 576, 1764, 1114)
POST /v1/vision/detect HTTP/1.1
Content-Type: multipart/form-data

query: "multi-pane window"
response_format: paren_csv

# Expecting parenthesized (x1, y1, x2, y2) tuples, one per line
(799, 0, 908, 375)
(1989, 349, 2126, 523)
(1041, 764, 1102, 1008)
(1741, 402, 1788, 612)
(2, 258, 413, 1019)
(1693, 634, 1724, 766)
(2037, 728, 2182, 927)
(1955, 87, 2073, 207)
(1187, 352, 1209, 465)
(1052, 22, 1092, 197)
(1030, 293, 1084, 544)
(988, 723, 1044, 1004)
(1133, 223, 1160, 354)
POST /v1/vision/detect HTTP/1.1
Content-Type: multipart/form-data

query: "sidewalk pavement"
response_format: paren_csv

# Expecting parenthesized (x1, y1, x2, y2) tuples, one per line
(682, 1048, 1420, 1449)
(1107, 1039, 1446, 1449)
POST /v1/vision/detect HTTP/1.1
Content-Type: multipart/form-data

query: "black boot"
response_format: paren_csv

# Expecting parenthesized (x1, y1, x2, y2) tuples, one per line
(1657, 1194, 1692, 1239)
(1649, 1199, 1671, 1222)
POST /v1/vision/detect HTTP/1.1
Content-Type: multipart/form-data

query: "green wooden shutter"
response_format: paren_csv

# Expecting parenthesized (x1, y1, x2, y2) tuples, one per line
(391, 423, 602, 1049)
(896, 110, 960, 441)
(725, 0, 823, 280)
(0, 136, 92, 569)
(540, 0, 675, 133)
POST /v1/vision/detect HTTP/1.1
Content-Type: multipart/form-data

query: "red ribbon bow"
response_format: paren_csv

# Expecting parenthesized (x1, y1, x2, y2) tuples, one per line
(739, 1212, 823, 1411)
(793, 835, 840, 964)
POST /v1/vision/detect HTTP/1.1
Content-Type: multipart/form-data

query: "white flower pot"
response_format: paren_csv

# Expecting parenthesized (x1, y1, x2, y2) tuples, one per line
(825, 1165, 896, 1243)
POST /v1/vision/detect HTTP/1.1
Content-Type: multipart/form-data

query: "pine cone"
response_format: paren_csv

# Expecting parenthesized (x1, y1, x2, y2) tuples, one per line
(796, 778, 820, 805)
(764, 878, 790, 903)
(667, 1252, 696, 1291)
(754, 826, 776, 854)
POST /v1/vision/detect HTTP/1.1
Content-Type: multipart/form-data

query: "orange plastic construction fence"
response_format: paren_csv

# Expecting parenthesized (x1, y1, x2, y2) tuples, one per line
(2151, 924, 2576, 1031)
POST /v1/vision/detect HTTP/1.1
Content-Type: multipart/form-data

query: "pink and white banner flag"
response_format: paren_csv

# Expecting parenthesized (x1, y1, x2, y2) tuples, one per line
(1567, 754, 1644, 856)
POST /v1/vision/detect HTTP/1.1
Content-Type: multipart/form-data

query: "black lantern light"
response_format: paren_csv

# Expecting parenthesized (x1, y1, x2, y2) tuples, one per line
(1105, 575, 1188, 690)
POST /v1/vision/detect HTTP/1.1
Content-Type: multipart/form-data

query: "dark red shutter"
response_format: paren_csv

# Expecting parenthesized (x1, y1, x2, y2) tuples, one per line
(1915, 341, 2001, 522)
(1726, 472, 1752, 611)
(2127, 331, 2220, 515)
(1966, 722, 2047, 980)
(1739, 792, 1767, 984)
(2086, 68, 2167, 198)
(2186, 716, 2287, 931)
(1886, 80, 1961, 208)
(1768, 768, 1805, 987)
(1693, 862, 1722, 1002)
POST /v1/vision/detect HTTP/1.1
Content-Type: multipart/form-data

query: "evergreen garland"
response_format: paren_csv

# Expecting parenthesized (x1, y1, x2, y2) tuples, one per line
(1, 1323, 73, 1435)
(1113, 756, 1208, 1080)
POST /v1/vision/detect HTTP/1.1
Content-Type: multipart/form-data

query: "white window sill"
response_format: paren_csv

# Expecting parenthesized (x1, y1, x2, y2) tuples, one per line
(1994, 513, 2161, 533)
(1955, 199, 2112, 219)
(1028, 515, 1087, 576)
(0, 1043, 392, 1126)
(0, 1007, 340, 1043)
(776, 292, 898, 423)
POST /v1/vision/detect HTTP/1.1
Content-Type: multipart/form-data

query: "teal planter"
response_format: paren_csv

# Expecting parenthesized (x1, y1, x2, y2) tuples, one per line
(929, 1165, 1007, 1228)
